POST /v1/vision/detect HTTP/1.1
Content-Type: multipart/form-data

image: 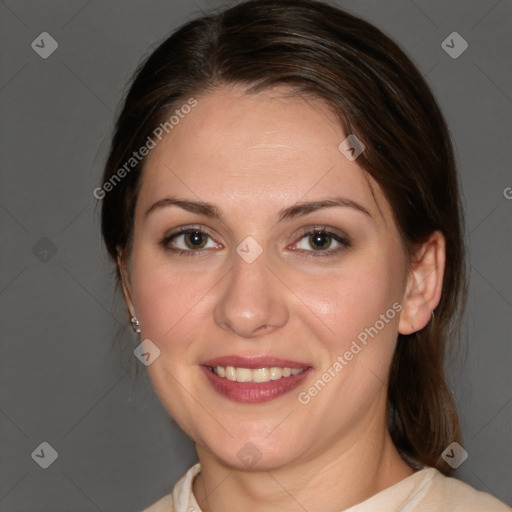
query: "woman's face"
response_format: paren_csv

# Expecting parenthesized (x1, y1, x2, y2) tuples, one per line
(122, 85, 411, 470)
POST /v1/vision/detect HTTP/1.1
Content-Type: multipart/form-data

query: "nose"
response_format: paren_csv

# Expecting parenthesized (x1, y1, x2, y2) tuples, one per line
(213, 249, 289, 339)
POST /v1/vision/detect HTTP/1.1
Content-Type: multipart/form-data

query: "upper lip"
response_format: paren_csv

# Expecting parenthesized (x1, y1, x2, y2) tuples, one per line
(201, 355, 310, 369)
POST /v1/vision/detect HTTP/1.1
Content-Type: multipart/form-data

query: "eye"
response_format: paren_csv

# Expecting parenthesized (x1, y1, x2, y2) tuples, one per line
(160, 225, 350, 257)
(161, 227, 220, 254)
(290, 227, 351, 256)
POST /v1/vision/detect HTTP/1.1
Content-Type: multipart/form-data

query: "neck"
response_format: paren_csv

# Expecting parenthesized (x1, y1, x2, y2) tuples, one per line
(192, 410, 415, 512)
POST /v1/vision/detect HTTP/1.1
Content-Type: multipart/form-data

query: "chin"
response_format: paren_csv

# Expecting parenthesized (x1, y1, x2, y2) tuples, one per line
(214, 447, 300, 472)
(198, 428, 306, 472)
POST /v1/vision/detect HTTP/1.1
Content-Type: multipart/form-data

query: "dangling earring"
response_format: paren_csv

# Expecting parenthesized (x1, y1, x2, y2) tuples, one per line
(130, 316, 141, 333)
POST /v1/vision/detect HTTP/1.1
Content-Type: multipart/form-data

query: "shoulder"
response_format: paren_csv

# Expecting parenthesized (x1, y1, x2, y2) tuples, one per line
(140, 493, 172, 512)
(345, 466, 510, 512)
(425, 468, 511, 511)
(139, 463, 201, 512)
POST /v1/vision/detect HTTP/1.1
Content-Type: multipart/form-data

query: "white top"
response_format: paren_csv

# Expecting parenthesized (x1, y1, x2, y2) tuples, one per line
(141, 463, 511, 511)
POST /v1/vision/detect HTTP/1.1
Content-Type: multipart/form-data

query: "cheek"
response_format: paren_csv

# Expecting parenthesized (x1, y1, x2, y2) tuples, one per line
(292, 252, 403, 354)
(130, 258, 212, 349)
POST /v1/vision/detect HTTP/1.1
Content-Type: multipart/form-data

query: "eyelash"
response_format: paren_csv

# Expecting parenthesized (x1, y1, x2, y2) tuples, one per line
(160, 225, 352, 258)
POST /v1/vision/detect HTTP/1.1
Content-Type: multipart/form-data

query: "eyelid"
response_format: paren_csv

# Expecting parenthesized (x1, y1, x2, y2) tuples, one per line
(163, 224, 217, 240)
(293, 224, 349, 239)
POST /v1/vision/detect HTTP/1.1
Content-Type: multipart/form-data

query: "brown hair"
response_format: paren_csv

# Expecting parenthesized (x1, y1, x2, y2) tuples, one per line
(100, 0, 468, 474)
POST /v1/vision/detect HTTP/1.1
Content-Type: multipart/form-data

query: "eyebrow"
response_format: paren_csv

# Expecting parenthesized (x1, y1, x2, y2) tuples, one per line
(144, 196, 373, 222)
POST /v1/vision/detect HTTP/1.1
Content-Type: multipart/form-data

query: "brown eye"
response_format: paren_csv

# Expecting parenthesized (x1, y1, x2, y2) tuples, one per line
(290, 227, 351, 257)
(184, 231, 208, 249)
(308, 231, 333, 250)
(161, 227, 219, 253)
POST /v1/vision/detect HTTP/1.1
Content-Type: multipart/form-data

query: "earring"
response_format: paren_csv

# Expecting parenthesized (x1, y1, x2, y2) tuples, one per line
(130, 316, 141, 333)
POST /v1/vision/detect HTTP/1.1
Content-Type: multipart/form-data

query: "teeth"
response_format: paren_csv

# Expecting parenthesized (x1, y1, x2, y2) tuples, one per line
(236, 368, 252, 382)
(225, 366, 236, 381)
(212, 365, 305, 383)
(269, 367, 282, 380)
(252, 368, 270, 383)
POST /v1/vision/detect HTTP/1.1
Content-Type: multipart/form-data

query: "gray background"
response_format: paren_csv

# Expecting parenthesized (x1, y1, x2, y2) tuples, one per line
(0, 0, 511, 510)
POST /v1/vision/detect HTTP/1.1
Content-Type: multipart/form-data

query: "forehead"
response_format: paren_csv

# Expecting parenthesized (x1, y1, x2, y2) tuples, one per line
(136, 84, 389, 223)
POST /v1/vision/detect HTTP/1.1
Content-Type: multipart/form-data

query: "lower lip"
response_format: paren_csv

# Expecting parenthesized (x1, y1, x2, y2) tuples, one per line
(200, 366, 311, 403)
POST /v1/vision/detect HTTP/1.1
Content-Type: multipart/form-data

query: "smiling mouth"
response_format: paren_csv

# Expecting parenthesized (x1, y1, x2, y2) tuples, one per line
(208, 365, 307, 383)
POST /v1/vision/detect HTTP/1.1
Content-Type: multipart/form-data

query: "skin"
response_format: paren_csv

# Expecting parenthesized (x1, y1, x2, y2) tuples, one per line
(119, 84, 445, 512)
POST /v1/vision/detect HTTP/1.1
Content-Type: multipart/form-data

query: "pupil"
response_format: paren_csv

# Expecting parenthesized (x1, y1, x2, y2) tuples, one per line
(310, 232, 330, 250)
(186, 231, 206, 249)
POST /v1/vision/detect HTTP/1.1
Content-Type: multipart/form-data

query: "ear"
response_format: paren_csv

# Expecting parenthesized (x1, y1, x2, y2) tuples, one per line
(117, 249, 137, 320)
(398, 230, 445, 335)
